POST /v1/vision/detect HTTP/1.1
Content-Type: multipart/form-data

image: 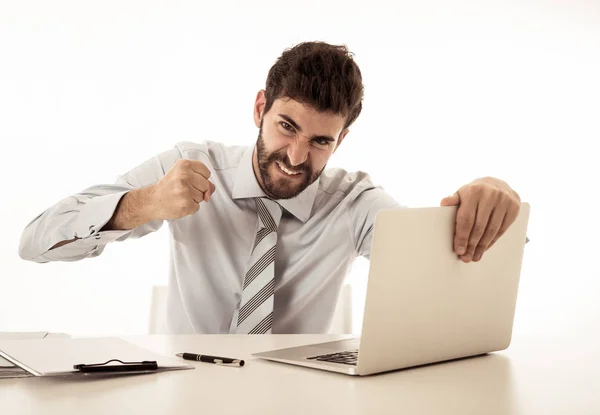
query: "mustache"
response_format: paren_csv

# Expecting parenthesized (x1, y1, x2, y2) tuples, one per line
(266, 152, 311, 173)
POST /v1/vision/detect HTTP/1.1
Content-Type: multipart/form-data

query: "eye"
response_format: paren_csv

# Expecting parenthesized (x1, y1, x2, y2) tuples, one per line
(280, 121, 294, 131)
(314, 138, 331, 147)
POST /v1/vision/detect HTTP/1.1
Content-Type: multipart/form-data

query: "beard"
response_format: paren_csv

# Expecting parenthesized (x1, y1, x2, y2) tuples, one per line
(255, 127, 324, 200)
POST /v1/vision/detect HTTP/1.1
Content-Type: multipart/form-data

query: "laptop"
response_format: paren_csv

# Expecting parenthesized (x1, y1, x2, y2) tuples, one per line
(253, 203, 531, 376)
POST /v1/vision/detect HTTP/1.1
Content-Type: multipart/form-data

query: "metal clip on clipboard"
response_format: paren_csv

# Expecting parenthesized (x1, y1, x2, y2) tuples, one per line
(73, 359, 158, 373)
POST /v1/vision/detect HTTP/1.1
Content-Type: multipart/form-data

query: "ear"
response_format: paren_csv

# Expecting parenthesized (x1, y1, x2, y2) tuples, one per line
(253, 90, 266, 128)
(333, 129, 350, 153)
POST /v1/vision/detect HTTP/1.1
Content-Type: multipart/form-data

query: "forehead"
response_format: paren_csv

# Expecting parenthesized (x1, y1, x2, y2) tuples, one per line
(270, 97, 346, 136)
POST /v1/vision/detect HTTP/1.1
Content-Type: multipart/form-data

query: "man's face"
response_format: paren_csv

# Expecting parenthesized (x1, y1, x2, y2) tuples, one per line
(253, 92, 349, 199)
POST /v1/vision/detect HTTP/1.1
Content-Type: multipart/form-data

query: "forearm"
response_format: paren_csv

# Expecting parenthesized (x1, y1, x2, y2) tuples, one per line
(102, 186, 159, 231)
(30, 187, 164, 260)
(20, 188, 134, 261)
(49, 186, 156, 249)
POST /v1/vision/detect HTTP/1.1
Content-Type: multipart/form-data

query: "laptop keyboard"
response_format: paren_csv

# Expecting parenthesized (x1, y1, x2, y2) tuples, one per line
(306, 349, 358, 366)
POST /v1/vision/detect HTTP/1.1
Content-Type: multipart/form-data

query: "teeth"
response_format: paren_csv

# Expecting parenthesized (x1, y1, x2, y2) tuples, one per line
(277, 162, 300, 175)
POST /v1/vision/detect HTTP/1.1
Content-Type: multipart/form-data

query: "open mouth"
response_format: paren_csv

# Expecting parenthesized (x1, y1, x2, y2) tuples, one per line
(275, 161, 302, 177)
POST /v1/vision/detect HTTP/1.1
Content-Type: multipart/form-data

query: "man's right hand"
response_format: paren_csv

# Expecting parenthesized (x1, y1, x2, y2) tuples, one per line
(51, 159, 216, 248)
(149, 159, 216, 221)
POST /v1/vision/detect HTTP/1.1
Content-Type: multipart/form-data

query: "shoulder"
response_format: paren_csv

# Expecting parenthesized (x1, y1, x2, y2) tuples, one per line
(317, 167, 403, 212)
(318, 167, 381, 199)
(174, 140, 249, 170)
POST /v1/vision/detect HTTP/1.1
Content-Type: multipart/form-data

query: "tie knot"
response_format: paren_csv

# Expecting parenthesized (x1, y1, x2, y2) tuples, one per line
(254, 198, 282, 232)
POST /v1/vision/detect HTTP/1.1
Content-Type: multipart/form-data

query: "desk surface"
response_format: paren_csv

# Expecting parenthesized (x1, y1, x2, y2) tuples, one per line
(1, 332, 598, 414)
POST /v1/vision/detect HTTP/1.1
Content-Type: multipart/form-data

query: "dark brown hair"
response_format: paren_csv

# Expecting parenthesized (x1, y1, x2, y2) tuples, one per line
(263, 41, 364, 131)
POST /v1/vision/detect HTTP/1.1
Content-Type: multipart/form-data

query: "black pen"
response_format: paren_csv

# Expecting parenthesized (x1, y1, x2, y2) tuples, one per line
(176, 352, 245, 367)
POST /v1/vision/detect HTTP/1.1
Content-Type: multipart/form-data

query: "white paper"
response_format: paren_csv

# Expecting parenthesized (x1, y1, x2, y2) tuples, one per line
(0, 337, 191, 377)
(0, 332, 72, 378)
(0, 332, 49, 369)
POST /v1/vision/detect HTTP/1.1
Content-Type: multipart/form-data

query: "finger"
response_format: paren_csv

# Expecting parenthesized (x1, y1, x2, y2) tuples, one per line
(487, 204, 520, 250)
(203, 181, 216, 202)
(500, 203, 520, 235)
(463, 201, 495, 261)
(189, 187, 204, 204)
(189, 174, 210, 194)
(440, 193, 460, 206)
(453, 195, 477, 256)
(189, 160, 211, 179)
(472, 206, 507, 261)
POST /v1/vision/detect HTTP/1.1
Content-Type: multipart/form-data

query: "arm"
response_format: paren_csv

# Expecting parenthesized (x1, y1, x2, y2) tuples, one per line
(347, 179, 404, 260)
(100, 186, 158, 232)
(18, 146, 182, 263)
(49, 186, 158, 249)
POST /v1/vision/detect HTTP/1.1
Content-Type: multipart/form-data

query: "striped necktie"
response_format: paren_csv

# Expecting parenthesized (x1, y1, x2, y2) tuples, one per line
(236, 198, 283, 334)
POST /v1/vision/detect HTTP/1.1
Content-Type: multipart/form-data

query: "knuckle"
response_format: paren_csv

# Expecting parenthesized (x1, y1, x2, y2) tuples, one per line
(476, 240, 491, 252)
(470, 183, 485, 196)
(181, 176, 192, 192)
(471, 223, 485, 235)
(196, 176, 207, 188)
(455, 231, 468, 241)
(178, 159, 192, 169)
(508, 203, 520, 219)
(174, 184, 186, 195)
(472, 223, 483, 233)
(471, 185, 482, 196)
(455, 237, 468, 247)
(496, 191, 509, 204)
(457, 220, 473, 231)
(200, 163, 211, 178)
(457, 213, 472, 224)
(487, 224, 501, 238)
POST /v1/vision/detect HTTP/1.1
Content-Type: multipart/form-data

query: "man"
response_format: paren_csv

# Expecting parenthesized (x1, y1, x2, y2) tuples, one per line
(18, 41, 522, 334)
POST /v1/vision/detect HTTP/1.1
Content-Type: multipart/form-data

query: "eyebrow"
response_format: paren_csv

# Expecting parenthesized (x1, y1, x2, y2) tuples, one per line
(278, 114, 336, 142)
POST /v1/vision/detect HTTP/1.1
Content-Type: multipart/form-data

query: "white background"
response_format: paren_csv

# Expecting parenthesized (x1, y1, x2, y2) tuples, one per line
(0, 0, 598, 337)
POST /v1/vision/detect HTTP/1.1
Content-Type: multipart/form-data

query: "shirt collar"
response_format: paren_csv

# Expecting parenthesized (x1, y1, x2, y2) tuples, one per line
(232, 146, 319, 223)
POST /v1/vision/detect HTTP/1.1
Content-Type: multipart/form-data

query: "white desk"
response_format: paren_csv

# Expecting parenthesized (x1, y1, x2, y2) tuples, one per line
(1, 332, 598, 414)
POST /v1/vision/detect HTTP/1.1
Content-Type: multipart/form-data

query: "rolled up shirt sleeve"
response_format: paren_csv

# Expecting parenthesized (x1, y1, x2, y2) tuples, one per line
(18, 146, 182, 263)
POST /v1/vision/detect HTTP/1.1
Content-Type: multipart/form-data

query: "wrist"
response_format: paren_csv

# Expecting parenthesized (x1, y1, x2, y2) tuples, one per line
(139, 185, 161, 223)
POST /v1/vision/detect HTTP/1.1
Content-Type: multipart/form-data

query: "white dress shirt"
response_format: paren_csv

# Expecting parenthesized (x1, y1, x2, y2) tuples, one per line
(19, 141, 403, 334)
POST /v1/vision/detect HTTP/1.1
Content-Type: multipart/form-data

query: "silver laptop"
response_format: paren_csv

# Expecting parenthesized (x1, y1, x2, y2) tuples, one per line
(253, 203, 530, 376)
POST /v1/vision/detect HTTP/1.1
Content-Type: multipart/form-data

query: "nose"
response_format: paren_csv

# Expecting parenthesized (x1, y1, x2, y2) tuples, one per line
(287, 139, 309, 167)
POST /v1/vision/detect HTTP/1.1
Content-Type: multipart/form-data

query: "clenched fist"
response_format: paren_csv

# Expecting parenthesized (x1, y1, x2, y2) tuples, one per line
(149, 159, 216, 221)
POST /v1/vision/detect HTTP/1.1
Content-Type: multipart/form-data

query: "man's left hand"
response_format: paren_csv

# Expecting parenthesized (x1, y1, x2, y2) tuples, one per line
(440, 177, 521, 263)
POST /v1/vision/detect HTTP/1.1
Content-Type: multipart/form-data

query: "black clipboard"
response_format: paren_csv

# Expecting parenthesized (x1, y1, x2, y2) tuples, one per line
(73, 359, 158, 374)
